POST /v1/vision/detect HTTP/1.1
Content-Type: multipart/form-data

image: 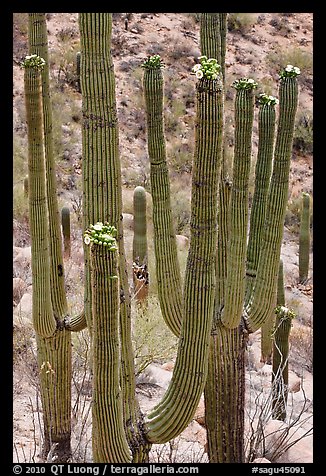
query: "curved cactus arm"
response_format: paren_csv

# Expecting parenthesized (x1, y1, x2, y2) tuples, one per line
(299, 192, 311, 283)
(142, 61, 183, 337)
(245, 97, 277, 304)
(28, 13, 68, 319)
(221, 79, 257, 329)
(86, 225, 131, 463)
(145, 71, 224, 443)
(133, 186, 148, 265)
(23, 56, 57, 338)
(63, 310, 87, 331)
(246, 72, 299, 333)
(61, 206, 71, 259)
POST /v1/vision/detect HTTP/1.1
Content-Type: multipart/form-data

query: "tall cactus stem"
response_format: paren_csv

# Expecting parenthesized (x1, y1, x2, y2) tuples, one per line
(299, 192, 311, 283)
(88, 234, 131, 462)
(144, 70, 224, 443)
(61, 206, 71, 259)
(143, 65, 183, 337)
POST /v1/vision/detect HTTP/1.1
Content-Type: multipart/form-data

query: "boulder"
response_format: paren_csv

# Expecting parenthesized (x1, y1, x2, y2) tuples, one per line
(122, 213, 134, 231)
(176, 234, 189, 249)
(136, 363, 172, 390)
(252, 458, 271, 463)
(194, 396, 205, 427)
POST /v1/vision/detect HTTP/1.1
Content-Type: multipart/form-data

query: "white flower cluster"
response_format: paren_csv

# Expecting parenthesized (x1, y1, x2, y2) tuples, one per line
(84, 222, 118, 251)
(258, 93, 279, 106)
(232, 77, 258, 91)
(21, 54, 46, 71)
(279, 64, 301, 79)
(274, 305, 296, 320)
(141, 54, 165, 69)
(192, 56, 221, 80)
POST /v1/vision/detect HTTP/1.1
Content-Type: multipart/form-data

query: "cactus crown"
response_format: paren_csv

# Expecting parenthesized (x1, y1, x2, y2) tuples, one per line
(192, 55, 221, 80)
(232, 77, 258, 90)
(279, 64, 301, 80)
(258, 93, 279, 106)
(84, 222, 118, 250)
(274, 305, 296, 320)
(21, 54, 46, 71)
(141, 54, 165, 69)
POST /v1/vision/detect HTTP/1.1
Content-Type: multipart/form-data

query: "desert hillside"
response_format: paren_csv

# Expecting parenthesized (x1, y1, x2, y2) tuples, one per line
(13, 13, 313, 464)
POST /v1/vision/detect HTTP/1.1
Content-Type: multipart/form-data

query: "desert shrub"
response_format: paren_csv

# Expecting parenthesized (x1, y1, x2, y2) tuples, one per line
(56, 26, 79, 42)
(289, 325, 313, 373)
(132, 296, 178, 376)
(284, 195, 302, 234)
(269, 16, 293, 36)
(228, 13, 257, 34)
(170, 178, 191, 237)
(293, 112, 313, 155)
(267, 47, 312, 79)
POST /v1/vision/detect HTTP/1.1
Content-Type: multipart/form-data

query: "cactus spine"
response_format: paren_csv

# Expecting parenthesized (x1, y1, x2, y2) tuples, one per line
(61, 206, 71, 259)
(23, 53, 71, 461)
(299, 192, 311, 283)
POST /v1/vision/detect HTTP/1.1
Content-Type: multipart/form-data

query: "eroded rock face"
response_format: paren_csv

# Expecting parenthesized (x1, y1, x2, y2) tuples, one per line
(13, 277, 26, 303)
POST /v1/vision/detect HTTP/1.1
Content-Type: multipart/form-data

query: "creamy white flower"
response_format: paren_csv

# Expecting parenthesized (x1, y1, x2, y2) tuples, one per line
(192, 64, 201, 72)
(248, 78, 255, 83)
(196, 70, 204, 79)
(84, 235, 91, 245)
(285, 64, 293, 72)
(279, 305, 288, 313)
(294, 66, 301, 74)
(93, 223, 103, 231)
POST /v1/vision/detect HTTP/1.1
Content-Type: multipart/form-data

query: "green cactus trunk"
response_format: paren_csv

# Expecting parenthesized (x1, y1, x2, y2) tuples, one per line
(76, 51, 81, 93)
(79, 13, 148, 461)
(299, 192, 311, 283)
(144, 71, 223, 443)
(133, 186, 149, 304)
(61, 206, 71, 259)
(142, 67, 183, 337)
(90, 242, 131, 462)
(24, 61, 71, 461)
(133, 186, 148, 265)
(272, 260, 291, 421)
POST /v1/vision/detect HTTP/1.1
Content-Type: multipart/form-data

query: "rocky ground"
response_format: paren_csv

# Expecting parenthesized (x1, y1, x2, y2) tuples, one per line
(13, 12, 313, 463)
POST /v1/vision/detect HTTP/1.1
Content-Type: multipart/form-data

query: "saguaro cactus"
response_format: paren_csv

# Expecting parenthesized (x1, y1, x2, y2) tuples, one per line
(78, 13, 149, 461)
(22, 53, 71, 461)
(299, 192, 311, 283)
(200, 13, 300, 462)
(272, 260, 296, 421)
(61, 206, 71, 259)
(84, 223, 131, 462)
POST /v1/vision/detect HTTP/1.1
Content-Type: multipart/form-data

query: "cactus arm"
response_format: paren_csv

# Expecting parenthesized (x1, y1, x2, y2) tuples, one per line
(272, 263, 295, 421)
(246, 75, 299, 333)
(245, 100, 276, 304)
(299, 192, 311, 283)
(24, 58, 57, 338)
(142, 65, 183, 337)
(221, 83, 256, 329)
(87, 230, 131, 463)
(133, 186, 148, 265)
(23, 55, 72, 460)
(28, 13, 68, 320)
(61, 206, 71, 259)
(145, 73, 223, 443)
